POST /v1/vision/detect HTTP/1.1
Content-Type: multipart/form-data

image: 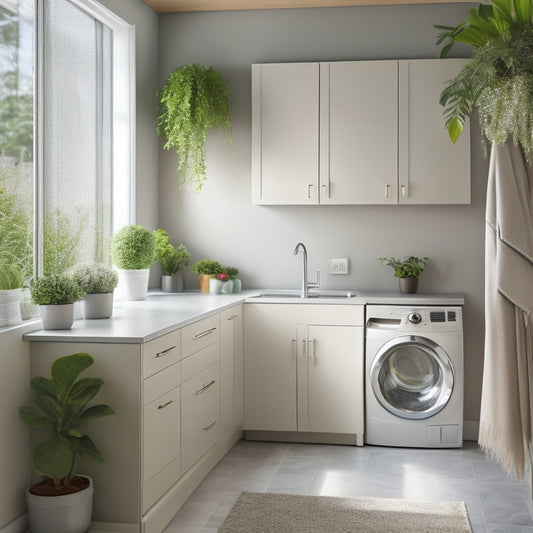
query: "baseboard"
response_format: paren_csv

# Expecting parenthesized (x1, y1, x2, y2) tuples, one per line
(0, 513, 27, 533)
(89, 522, 138, 533)
(463, 420, 479, 442)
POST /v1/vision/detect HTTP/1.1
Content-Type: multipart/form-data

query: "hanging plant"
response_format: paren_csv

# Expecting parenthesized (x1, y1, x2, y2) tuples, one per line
(435, 0, 533, 161)
(156, 63, 232, 191)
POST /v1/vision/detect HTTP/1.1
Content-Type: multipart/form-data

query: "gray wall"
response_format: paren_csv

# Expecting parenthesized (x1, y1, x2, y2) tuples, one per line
(158, 4, 488, 425)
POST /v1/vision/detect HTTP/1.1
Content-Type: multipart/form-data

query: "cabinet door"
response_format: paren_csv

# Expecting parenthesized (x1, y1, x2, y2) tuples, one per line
(220, 305, 244, 444)
(252, 63, 320, 204)
(398, 59, 470, 204)
(321, 61, 398, 204)
(298, 325, 364, 436)
(243, 304, 298, 430)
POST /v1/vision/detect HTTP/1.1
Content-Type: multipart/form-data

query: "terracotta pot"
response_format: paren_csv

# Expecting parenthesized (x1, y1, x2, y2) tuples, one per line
(399, 277, 418, 294)
(198, 274, 212, 293)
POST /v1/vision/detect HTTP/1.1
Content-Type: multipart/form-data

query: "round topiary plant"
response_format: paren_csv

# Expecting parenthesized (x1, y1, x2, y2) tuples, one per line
(111, 225, 156, 270)
(191, 259, 222, 276)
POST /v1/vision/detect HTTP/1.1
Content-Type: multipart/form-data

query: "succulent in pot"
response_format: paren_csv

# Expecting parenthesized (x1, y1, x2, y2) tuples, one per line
(223, 266, 241, 293)
(19, 352, 114, 533)
(30, 274, 85, 329)
(191, 259, 222, 294)
(154, 228, 190, 292)
(72, 263, 119, 319)
(0, 263, 25, 326)
(378, 256, 430, 294)
(111, 224, 156, 301)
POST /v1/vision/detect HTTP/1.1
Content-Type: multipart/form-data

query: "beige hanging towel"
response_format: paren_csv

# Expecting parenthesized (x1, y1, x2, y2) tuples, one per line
(479, 142, 533, 478)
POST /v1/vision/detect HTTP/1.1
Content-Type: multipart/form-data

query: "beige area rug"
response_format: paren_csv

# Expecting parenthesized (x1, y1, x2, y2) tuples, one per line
(218, 492, 472, 532)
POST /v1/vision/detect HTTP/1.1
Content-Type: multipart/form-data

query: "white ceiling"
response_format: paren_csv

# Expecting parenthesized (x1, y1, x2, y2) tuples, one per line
(142, 0, 473, 13)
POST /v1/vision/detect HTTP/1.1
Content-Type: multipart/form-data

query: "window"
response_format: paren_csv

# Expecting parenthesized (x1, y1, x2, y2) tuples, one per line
(0, 0, 134, 324)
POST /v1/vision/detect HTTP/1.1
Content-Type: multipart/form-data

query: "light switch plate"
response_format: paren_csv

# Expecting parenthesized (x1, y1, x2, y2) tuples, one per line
(328, 258, 349, 275)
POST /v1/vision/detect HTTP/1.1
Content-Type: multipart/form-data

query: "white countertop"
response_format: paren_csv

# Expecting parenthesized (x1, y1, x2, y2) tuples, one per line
(23, 289, 464, 344)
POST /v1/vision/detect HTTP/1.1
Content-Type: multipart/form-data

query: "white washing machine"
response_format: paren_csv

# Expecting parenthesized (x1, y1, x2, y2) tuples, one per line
(365, 305, 464, 448)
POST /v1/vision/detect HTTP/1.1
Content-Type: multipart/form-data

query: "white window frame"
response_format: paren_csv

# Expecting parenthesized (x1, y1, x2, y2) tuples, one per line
(34, 0, 135, 275)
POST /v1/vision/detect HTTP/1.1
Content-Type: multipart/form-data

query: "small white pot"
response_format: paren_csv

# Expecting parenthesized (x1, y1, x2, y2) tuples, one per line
(221, 280, 234, 294)
(209, 278, 223, 294)
(39, 303, 75, 330)
(0, 288, 22, 327)
(27, 475, 93, 533)
(117, 269, 150, 301)
(83, 292, 114, 319)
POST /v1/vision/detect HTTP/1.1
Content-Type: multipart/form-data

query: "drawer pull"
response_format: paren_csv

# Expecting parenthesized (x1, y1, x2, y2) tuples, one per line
(158, 400, 174, 410)
(194, 327, 217, 339)
(202, 420, 216, 432)
(195, 380, 216, 395)
(155, 345, 176, 358)
(227, 314, 238, 321)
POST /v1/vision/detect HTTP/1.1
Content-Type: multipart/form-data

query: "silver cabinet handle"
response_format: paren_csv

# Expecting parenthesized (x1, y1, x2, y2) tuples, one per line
(401, 184, 406, 198)
(307, 184, 314, 199)
(158, 399, 173, 410)
(195, 380, 216, 395)
(155, 345, 176, 358)
(321, 183, 330, 199)
(308, 339, 315, 361)
(203, 420, 216, 432)
(195, 327, 216, 339)
(385, 184, 391, 198)
(226, 314, 238, 321)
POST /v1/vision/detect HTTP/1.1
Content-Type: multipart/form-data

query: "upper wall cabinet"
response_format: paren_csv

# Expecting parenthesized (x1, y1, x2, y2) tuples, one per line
(251, 59, 471, 205)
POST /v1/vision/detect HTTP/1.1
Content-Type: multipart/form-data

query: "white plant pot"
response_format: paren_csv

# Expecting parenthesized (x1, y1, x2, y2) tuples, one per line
(27, 475, 93, 533)
(209, 278, 223, 294)
(39, 303, 75, 330)
(0, 288, 22, 327)
(221, 280, 234, 294)
(83, 292, 114, 319)
(117, 269, 150, 301)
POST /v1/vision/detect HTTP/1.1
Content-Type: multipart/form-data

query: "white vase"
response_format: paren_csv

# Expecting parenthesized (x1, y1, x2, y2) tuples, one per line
(39, 303, 75, 330)
(209, 278, 222, 294)
(117, 269, 150, 301)
(27, 475, 93, 533)
(83, 292, 114, 319)
(232, 278, 242, 293)
(0, 288, 22, 327)
(221, 280, 234, 294)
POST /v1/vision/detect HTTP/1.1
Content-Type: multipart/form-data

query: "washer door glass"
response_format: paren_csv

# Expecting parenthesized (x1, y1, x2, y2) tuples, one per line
(370, 335, 454, 420)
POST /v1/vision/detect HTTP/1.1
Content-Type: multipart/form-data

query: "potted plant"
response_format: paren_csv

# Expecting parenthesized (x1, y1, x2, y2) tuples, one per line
(111, 224, 156, 301)
(378, 256, 430, 294)
(224, 266, 241, 293)
(0, 263, 25, 326)
(30, 274, 85, 329)
(156, 63, 232, 191)
(191, 259, 222, 294)
(210, 266, 240, 294)
(72, 263, 119, 319)
(154, 228, 191, 292)
(434, 0, 533, 161)
(19, 352, 114, 533)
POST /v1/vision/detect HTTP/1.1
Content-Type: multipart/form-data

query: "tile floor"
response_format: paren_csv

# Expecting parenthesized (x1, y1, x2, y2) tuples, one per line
(163, 439, 533, 533)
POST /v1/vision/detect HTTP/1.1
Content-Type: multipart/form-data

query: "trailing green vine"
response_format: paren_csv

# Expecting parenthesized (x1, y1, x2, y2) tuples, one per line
(156, 64, 232, 191)
(435, 0, 533, 161)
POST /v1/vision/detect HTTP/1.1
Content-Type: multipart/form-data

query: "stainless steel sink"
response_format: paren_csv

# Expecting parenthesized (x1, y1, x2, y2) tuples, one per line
(249, 289, 358, 300)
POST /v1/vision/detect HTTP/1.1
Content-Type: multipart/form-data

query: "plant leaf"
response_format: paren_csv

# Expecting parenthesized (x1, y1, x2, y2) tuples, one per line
(51, 353, 93, 399)
(33, 435, 73, 480)
(448, 117, 464, 143)
(79, 404, 115, 422)
(72, 435, 106, 463)
(68, 377, 104, 405)
(18, 405, 49, 427)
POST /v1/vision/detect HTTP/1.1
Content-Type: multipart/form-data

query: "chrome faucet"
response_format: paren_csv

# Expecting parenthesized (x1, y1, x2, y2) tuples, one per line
(293, 242, 320, 298)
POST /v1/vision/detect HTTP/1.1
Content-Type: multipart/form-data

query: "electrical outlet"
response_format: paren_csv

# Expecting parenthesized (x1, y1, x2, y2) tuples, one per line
(328, 258, 349, 275)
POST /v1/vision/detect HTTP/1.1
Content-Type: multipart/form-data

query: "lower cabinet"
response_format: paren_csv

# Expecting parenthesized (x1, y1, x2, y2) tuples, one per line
(244, 304, 365, 445)
(26, 303, 244, 533)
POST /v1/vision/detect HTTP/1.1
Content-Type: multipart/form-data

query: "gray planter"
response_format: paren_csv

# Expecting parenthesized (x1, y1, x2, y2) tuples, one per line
(399, 277, 418, 294)
(27, 475, 93, 533)
(39, 303, 75, 330)
(83, 292, 114, 319)
(161, 274, 184, 292)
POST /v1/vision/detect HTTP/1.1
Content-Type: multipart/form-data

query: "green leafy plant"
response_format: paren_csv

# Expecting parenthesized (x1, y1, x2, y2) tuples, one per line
(222, 266, 239, 280)
(71, 263, 118, 294)
(18, 352, 114, 492)
(156, 63, 232, 191)
(378, 256, 430, 278)
(191, 259, 222, 276)
(111, 225, 156, 270)
(154, 229, 191, 276)
(30, 274, 85, 305)
(0, 263, 24, 290)
(435, 0, 533, 161)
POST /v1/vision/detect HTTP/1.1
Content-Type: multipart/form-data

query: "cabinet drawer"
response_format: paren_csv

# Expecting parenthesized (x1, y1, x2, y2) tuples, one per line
(143, 329, 181, 379)
(181, 361, 220, 473)
(182, 342, 219, 383)
(181, 314, 220, 358)
(144, 362, 181, 406)
(143, 386, 180, 484)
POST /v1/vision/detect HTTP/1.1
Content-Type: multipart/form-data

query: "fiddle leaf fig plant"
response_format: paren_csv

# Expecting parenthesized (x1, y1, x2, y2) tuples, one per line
(435, 0, 533, 161)
(156, 63, 232, 192)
